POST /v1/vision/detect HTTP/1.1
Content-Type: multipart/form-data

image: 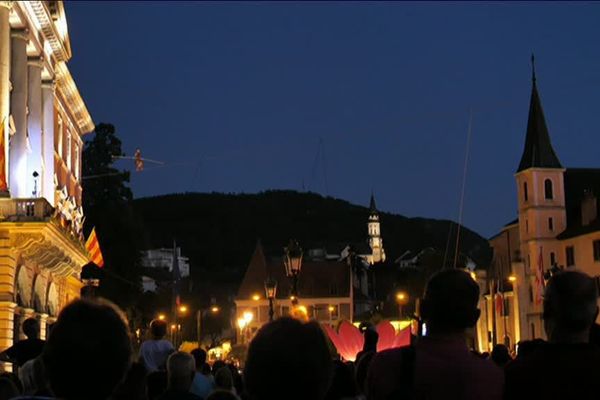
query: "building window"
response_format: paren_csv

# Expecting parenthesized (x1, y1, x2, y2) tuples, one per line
(329, 305, 339, 320)
(548, 217, 554, 231)
(566, 246, 575, 267)
(550, 252, 556, 266)
(593, 240, 600, 262)
(523, 182, 528, 202)
(544, 179, 554, 200)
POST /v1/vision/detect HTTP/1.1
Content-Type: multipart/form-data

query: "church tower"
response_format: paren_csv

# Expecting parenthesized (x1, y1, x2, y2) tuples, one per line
(367, 193, 386, 263)
(515, 57, 566, 339)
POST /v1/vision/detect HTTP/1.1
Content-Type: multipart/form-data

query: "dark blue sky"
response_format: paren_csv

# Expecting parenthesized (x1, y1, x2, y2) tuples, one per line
(66, 2, 600, 238)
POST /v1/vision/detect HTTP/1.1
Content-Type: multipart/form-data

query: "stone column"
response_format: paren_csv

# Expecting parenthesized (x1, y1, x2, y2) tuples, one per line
(0, 301, 16, 353)
(41, 80, 55, 206)
(0, 1, 11, 193)
(27, 57, 43, 198)
(37, 313, 48, 340)
(9, 29, 28, 199)
(17, 307, 34, 340)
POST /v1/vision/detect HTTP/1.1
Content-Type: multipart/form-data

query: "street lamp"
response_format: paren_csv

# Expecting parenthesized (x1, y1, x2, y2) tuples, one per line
(264, 276, 278, 322)
(396, 291, 409, 320)
(284, 240, 303, 305)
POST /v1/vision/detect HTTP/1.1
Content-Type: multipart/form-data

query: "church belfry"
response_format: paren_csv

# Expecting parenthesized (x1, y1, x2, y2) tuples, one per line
(515, 56, 566, 338)
(367, 193, 386, 263)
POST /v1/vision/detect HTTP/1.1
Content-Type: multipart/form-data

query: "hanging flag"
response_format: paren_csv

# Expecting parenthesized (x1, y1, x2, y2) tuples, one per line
(134, 149, 144, 172)
(495, 292, 504, 316)
(534, 247, 544, 305)
(85, 228, 105, 268)
(0, 118, 7, 191)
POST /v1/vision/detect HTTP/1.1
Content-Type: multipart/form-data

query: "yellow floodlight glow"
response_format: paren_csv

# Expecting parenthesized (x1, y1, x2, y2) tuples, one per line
(508, 275, 517, 282)
(158, 314, 166, 321)
(252, 294, 260, 301)
(211, 306, 220, 313)
(179, 305, 188, 313)
(328, 306, 335, 312)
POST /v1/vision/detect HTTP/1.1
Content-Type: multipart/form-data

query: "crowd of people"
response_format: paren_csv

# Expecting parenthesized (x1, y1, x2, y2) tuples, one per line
(0, 268, 597, 400)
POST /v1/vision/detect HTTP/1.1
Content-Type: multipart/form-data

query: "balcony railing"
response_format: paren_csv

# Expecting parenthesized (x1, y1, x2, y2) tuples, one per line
(0, 197, 55, 222)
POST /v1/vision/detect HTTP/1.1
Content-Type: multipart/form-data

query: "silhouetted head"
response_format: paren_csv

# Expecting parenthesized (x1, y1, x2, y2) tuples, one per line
(43, 299, 132, 400)
(420, 269, 480, 335)
(215, 367, 233, 391)
(149, 319, 168, 340)
(190, 348, 207, 371)
(146, 370, 167, 400)
(212, 360, 226, 375)
(244, 317, 333, 400)
(0, 377, 19, 400)
(22, 318, 40, 340)
(362, 327, 379, 353)
(166, 352, 196, 392)
(543, 270, 598, 343)
(490, 344, 511, 367)
(324, 360, 357, 400)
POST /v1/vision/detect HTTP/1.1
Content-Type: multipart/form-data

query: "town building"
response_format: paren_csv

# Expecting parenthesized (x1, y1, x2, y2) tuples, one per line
(140, 247, 190, 292)
(234, 194, 385, 342)
(478, 63, 600, 351)
(0, 1, 92, 347)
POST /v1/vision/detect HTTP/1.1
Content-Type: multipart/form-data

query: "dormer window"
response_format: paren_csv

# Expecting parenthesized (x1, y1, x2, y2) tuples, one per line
(544, 179, 554, 200)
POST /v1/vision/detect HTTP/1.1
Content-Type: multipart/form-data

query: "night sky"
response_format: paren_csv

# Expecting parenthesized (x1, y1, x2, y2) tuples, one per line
(66, 2, 600, 238)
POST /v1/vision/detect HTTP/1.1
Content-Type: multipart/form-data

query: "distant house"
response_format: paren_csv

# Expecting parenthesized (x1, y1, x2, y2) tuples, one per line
(140, 247, 190, 292)
(235, 242, 353, 342)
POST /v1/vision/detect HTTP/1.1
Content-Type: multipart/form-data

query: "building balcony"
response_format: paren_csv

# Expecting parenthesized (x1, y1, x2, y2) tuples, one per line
(0, 197, 54, 222)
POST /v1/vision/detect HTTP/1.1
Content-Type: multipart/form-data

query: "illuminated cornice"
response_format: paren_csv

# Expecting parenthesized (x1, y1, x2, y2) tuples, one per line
(22, 1, 71, 62)
(55, 61, 94, 135)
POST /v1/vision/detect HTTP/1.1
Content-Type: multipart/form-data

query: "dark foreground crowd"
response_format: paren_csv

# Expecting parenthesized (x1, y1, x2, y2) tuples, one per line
(0, 269, 598, 400)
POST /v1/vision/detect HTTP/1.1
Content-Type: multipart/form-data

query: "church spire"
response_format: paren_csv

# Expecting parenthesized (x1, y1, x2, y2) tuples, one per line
(516, 55, 562, 172)
(369, 192, 378, 214)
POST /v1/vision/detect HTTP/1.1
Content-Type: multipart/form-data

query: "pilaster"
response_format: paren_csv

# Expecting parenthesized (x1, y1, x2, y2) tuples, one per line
(41, 80, 55, 206)
(9, 29, 29, 198)
(0, 2, 11, 193)
(37, 312, 48, 340)
(27, 57, 43, 198)
(0, 235, 16, 302)
(0, 301, 16, 351)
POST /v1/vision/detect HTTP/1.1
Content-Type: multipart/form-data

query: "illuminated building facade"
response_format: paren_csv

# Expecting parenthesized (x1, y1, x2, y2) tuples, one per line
(235, 242, 353, 342)
(477, 66, 600, 350)
(0, 1, 92, 348)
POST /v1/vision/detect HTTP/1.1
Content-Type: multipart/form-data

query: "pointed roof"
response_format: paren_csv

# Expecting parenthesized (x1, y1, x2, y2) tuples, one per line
(237, 240, 269, 299)
(369, 193, 378, 214)
(517, 57, 562, 172)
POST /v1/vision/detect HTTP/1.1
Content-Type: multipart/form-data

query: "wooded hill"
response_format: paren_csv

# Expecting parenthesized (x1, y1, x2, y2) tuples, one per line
(133, 190, 492, 286)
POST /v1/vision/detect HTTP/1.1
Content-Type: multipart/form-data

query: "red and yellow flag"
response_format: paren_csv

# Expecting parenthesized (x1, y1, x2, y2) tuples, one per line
(85, 228, 105, 268)
(0, 118, 7, 192)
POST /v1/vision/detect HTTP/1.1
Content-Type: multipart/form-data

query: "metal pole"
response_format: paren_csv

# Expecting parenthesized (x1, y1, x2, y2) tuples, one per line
(268, 298, 274, 322)
(196, 310, 202, 349)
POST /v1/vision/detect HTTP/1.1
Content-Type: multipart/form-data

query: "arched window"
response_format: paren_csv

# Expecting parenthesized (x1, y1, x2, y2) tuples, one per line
(544, 179, 554, 200)
(523, 182, 528, 202)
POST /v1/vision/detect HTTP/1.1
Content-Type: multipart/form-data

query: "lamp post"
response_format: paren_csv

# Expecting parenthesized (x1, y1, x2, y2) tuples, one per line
(264, 277, 278, 322)
(196, 301, 220, 348)
(396, 291, 409, 320)
(284, 240, 303, 306)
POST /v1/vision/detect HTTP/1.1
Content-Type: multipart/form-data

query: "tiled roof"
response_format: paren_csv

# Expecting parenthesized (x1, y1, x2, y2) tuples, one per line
(237, 242, 351, 300)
